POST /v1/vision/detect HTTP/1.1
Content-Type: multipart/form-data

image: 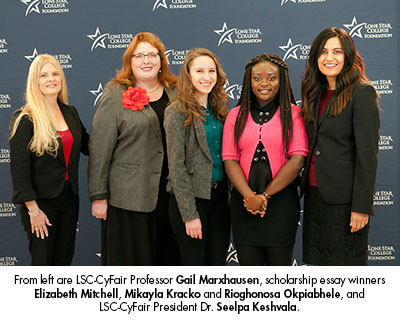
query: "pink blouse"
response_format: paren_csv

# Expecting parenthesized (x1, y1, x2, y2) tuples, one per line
(222, 104, 308, 182)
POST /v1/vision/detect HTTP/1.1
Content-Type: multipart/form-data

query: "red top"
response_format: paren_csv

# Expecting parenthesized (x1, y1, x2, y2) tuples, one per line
(308, 88, 335, 186)
(58, 129, 73, 180)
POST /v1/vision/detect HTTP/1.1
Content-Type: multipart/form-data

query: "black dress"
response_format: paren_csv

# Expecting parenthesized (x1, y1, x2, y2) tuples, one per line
(231, 100, 300, 247)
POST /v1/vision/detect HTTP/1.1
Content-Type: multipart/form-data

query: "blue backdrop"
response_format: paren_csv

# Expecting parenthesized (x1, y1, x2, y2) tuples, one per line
(0, 0, 398, 266)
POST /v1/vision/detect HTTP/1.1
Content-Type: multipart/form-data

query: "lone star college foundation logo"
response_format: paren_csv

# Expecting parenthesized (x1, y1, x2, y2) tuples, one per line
(0, 148, 10, 164)
(343, 16, 393, 39)
(371, 79, 394, 95)
(378, 133, 394, 151)
(0, 93, 11, 109)
(279, 38, 310, 61)
(87, 27, 134, 51)
(152, 0, 197, 11)
(24, 48, 72, 69)
(281, 0, 326, 5)
(0, 37, 8, 54)
(368, 245, 396, 262)
(0, 256, 18, 266)
(21, 0, 70, 16)
(225, 80, 242, 101)
(226, 243, 239, 264)
(165, 49, 190, 65)
(373, 190, 395, 206)
(214, 22, 262, 47)
(0, 203, 16, 218)
(90, 83, 104, 107)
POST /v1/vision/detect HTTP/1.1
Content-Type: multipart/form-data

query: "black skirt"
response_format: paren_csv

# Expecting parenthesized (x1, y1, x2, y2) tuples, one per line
(101, 205, 157, 266)
(230, 184, 300, 247)
(302, 185, 369, 266)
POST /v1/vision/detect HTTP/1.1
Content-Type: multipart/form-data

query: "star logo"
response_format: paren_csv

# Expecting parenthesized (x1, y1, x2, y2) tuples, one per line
(281, 0, 297, 6)
(164, 49, 174, 64)
(214, 22, 237, 47)
(24, 48, 39, 61)
(343, 17, 366, 39)
(21, 0, 41, 16)
(90, 83, 104, 106)
(279, 38, 302, 61)
(153, 0, 168, 11)
(226, 243, 239, 264)
(225, 80, 242, 100)
(87, 27, 109, 51)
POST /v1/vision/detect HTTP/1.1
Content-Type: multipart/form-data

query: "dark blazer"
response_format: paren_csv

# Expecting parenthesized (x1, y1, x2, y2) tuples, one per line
(10, 102, 89, 203)
(300, 83, 379, 215)
(88, 84, 177, 213)
(164, 101, 215, 222)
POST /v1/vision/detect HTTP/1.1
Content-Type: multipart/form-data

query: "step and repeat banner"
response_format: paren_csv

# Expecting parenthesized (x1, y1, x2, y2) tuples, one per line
(0, 0, 398, 266)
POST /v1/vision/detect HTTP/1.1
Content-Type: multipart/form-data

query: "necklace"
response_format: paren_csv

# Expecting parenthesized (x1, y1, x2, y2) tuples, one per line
(145, 82, 160, 93)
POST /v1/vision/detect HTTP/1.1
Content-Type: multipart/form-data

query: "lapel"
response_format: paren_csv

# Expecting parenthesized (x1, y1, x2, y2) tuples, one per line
(140, 104, 162, 142)
(131, 84, 164, 144)
(193, 118, 212, 161)
(59, 102, 79, 167)
(317, 90, 335, 128)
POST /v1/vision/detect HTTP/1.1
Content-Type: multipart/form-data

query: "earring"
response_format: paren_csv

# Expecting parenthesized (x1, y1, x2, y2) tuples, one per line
(159, 69, 161, 73)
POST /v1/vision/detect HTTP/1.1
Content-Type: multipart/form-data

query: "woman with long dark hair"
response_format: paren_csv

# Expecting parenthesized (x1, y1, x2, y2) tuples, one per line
(222, 53, 308, 265)
(164, 48, 230, 265)
(300, 28, 380, 265)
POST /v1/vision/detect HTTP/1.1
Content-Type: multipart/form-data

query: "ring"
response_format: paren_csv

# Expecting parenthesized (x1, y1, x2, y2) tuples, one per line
(34, 228, 39, 231)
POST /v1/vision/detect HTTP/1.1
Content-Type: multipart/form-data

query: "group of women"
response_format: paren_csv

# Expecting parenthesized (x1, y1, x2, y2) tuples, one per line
(9, 27, 379, 266)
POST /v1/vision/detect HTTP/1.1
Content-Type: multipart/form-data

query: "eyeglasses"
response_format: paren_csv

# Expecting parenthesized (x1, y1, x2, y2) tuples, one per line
(132, 52, 160, 62)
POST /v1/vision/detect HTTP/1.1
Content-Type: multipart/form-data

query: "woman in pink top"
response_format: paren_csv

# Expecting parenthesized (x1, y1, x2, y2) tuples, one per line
(222, 53, 308, 265)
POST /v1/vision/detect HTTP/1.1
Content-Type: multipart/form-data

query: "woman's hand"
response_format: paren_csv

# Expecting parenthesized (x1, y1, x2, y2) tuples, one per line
(245, 194, 267, 217)
(350, 211, 369, 233)
(92, 199, 108, 220)
(185, 218, 202, 239)
(30, 210, 52, 239)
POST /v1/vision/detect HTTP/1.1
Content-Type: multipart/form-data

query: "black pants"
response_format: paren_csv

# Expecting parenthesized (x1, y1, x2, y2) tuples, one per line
(236, 245, 294, 266)
(168, 182, 230, 266)
(154, 188, 182, 266)
(18, 181, 79, 266)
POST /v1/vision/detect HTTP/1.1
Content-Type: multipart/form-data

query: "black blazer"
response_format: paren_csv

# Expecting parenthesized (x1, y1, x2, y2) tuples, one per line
(300, 83, 379, 215)
(10, 102, 89, 203)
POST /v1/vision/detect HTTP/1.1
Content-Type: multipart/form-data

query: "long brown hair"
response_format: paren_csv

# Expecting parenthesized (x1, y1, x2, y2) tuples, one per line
(301, 27, 373, 123)
(235, 53, 295, 155)
(175, 48, 228, 127)
(109, 32, 176, 88)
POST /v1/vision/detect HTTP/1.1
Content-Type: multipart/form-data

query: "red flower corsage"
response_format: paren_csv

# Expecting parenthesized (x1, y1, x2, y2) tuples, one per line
(121, 86, 150, 111)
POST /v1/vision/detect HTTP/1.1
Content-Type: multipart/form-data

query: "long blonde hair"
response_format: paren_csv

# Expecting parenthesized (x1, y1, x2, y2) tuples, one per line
(9, 54, 68, 156)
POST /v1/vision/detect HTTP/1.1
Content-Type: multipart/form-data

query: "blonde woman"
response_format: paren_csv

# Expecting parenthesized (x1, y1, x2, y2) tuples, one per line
(9, 54, 89, 265)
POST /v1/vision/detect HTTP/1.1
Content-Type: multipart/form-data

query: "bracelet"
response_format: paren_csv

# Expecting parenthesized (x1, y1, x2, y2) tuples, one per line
(262, 191, 271, 199)
(28, 208, 40, 217)
(243, 191, 256, 203)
